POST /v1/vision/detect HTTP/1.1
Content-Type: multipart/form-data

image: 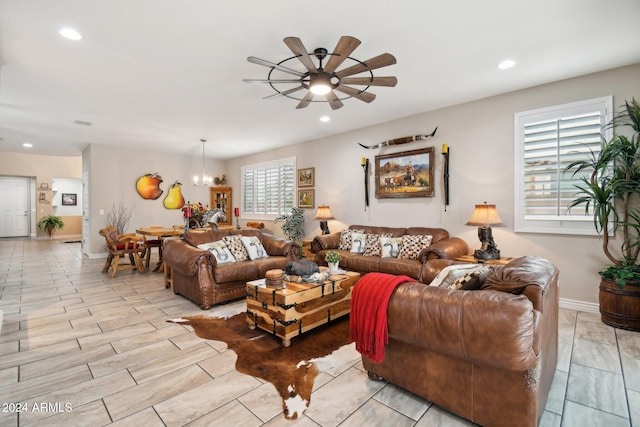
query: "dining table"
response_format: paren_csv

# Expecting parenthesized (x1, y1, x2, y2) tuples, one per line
(136, 226, 184, 272)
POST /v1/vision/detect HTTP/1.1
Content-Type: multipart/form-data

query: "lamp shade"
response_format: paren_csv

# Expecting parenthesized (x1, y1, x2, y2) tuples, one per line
(465, 203, 504, 227)
(314, 205, 335, 220)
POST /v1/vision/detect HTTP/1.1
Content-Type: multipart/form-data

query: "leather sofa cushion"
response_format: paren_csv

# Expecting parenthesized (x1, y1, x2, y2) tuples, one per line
(214, 261, 260, 283)
(379, 258, 422, 279)
(350, 225, 406, 238)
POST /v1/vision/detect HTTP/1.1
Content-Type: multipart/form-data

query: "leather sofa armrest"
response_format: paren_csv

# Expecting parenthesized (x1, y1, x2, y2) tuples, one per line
(387, 281, 537, 371)
(420, 258, 460, 284)
(261, 233, 297, 258)
(163, 239, 216, 276)
(311, 232, 341, 253)
(422, 237, 469, 261)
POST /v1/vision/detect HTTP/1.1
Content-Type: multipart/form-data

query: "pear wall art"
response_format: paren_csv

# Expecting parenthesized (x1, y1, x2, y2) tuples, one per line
(135, 173, 185, 209)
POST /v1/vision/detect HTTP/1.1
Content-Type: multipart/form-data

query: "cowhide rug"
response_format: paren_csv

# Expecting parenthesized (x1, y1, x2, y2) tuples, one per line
(167, 313, 354, 419)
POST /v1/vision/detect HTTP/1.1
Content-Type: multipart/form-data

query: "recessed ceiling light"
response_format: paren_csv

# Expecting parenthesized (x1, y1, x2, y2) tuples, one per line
(320, 116, 330, 123)
(498, 59, 516, 70)
(59, 27, 82, 41)
(23, 143, 33, 148)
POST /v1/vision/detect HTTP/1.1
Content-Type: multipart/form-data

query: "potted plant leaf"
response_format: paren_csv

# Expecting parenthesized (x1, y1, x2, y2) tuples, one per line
(274, 207, 305, 258)
(37, 214, 65, 239)
(565, 98, 640, 330)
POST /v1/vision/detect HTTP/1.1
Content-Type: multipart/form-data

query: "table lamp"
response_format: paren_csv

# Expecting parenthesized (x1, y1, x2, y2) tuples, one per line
(465, 202, 505, 261)
(314, 205, 335, 234)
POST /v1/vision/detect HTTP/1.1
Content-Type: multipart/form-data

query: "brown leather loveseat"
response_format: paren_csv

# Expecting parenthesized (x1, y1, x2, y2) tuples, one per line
(311, 225, 469, 282)
(362, 256, 559, 427)
(163, 228, 298, 309)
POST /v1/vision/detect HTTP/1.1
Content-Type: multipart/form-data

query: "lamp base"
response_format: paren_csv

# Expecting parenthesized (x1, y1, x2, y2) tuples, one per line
(474, 226, 500, 260)
(320, 220, 330, 235)
(473, 248, 501, 261)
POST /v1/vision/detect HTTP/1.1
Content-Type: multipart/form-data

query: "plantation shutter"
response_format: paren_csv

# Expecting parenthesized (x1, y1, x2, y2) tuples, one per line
(241, 157, 296, 219)
(514, 96, 612, 235)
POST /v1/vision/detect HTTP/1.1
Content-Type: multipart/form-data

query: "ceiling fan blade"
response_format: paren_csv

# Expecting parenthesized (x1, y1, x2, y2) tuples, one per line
(339, 76, 397, 87)
(335, 53, 397, 78)
(335, 85, 376, 103)
(247, 56, 305, 77)
(243, 79, 303, 84)
(283, 37, 318, 73)
(323, 36, 361, 73)
(296, 91, 315, 109)
(326, 91, 344, 110)
(263, 86, 306, 99)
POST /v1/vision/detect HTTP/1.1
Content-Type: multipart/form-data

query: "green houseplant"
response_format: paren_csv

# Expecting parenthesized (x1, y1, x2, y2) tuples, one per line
(565, 98, 640, 330)
(274, 207, 305, 245)
(37, 214, 65, 239)
(325, 250, 342, 273)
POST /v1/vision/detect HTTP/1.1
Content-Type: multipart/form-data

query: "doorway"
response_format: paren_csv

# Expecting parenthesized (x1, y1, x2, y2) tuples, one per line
(0, 176, 30, 237)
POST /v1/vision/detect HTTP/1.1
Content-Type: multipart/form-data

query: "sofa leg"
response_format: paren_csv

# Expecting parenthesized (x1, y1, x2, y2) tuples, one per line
(367, 371, 385, 381)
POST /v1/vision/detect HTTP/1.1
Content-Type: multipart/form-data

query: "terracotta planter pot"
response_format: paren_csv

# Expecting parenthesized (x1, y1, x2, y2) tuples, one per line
(599, 278, 640, 331)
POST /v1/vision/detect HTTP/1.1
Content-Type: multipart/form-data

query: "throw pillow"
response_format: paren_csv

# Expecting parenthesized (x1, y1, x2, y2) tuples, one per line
(449, 265, 497, 290)
(363, 233, 393, 256)
(380, 237, 403, 258)
(241, 235, 268, 260)
(196, 240, 236, 264)
(397, 234, 433, 260)
(338, 229, 365, 250)
(222, 235, 249, 262)
(350, 232, 367, 254)
(430, 264, 482, 288)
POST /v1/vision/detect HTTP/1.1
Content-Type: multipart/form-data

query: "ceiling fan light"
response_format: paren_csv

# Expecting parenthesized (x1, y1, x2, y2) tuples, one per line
(310, 83, 331, 95)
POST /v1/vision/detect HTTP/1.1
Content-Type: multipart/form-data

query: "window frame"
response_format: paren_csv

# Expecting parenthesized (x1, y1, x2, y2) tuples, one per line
(514, 96, 613, 236)
(240, 156, 296, 221)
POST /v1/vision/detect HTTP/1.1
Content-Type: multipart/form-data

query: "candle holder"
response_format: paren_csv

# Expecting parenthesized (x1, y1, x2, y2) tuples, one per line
(234, 207, 240, 229)
(442, 145, 450, 211)
(361, 157, 369, 210)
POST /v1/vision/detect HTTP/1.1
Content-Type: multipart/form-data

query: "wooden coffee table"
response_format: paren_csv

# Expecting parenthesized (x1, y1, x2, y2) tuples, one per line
(246, 271, 360, 347)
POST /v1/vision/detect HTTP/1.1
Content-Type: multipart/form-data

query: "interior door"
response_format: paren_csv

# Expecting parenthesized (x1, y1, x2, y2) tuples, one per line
(0, 177, 29, 237)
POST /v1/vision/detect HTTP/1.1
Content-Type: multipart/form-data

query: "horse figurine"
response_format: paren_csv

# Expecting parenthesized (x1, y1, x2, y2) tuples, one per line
(189, 208, 227, 229)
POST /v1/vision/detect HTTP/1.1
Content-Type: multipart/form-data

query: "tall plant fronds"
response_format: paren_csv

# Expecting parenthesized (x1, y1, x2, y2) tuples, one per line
(105, 202, 134, 234)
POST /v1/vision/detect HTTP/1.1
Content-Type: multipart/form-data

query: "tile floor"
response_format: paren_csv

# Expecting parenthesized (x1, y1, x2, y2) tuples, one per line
(0, 238, 638, 426)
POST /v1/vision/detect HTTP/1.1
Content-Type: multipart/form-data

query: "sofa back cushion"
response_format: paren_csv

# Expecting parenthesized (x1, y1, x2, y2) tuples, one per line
(184, 229, 230, 247)
(405, 227, 449, 244)
(350, 225, 406, 238)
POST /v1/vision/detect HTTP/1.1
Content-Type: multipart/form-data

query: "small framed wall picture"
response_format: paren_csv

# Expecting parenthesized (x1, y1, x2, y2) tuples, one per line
(298, 189, 314, 208)
(61, 193, 77, 206)
(297, 167, 314, 187)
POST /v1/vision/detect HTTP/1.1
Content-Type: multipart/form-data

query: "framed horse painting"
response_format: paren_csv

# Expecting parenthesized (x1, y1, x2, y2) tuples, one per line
(375, 147, 434, 198)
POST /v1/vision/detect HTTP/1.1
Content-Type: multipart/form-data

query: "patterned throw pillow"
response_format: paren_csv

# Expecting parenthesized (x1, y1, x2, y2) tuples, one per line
(222, 235, 249, 262)
(338, 229, 365, 250)
(241, 236, 268, 260)
(363, 233, 393, 256)
(430, 264, 483, 288)
(379, 237, 403, 258)
(350, 233, 367, 254)
(397, 234, 433, 260)
(196, 241, 236, 264)
(449, 265, 497, 290)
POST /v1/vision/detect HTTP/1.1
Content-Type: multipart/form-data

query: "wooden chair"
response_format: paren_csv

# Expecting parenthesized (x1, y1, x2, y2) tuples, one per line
(99, 226, 145, 277)
(141, 226, 164, 270)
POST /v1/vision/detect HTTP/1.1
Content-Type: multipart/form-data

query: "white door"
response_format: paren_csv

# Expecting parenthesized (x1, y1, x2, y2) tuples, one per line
(0, 177, 29, 237)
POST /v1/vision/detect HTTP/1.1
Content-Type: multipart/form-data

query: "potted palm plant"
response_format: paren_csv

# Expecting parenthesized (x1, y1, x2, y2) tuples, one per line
(37, 214, 65, 239)
(565, 98, 640, 330)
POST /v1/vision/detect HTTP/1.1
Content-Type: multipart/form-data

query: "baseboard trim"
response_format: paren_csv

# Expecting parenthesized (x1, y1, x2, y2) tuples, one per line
(559, 298, 599, 314)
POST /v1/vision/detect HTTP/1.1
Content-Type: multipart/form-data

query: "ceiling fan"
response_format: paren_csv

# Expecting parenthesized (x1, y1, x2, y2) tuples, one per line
(243, 36, 397, 110)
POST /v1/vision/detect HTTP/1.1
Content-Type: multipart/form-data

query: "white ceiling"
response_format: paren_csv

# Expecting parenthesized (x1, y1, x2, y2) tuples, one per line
(1, 0, 639, 160)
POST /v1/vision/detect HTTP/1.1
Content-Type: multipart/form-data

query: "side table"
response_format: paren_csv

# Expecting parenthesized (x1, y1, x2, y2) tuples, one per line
(456, 254, 515, 265)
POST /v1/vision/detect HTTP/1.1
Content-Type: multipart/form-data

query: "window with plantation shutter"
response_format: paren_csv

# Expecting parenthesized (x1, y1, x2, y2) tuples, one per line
(514, 96, 612, 235)
(241, 157, 295, 219)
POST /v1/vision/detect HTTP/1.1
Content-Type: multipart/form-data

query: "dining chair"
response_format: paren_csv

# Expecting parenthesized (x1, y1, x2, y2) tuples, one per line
(142, 226, 164, 270)
(99, 226, 146, 277)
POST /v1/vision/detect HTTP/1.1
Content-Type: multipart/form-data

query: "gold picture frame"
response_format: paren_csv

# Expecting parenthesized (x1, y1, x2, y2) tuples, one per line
(297, 167, 314, 187)
(298, 189, 314, 208)
(375, 147, 435, 198)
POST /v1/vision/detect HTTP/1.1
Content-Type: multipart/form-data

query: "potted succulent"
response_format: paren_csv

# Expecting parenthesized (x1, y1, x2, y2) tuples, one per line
(325, 250, 342, 273)
(37, 214, 65, 239)
(565, 98, 640, 330)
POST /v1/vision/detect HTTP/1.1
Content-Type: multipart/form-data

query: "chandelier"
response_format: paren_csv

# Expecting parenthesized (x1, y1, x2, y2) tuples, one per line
(193, 139, 213, 187)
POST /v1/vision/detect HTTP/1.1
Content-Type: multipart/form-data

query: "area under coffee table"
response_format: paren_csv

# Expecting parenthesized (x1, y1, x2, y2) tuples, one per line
(246, 271, 360, 347)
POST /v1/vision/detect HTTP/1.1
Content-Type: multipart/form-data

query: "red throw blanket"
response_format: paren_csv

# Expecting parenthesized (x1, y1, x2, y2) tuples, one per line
(350, 272, 414, 363)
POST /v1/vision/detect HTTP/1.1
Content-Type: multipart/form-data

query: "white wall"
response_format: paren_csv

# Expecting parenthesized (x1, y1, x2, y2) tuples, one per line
(226, 63, 640, 305)
(84, 144, 225, 256)
(52, 177, 82, 216)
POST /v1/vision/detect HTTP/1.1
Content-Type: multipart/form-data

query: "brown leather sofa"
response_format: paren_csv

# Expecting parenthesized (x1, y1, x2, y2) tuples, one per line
(163, 228, 299, 309)
(362, 256, 559, 427)
(311, 225, 469, 282)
